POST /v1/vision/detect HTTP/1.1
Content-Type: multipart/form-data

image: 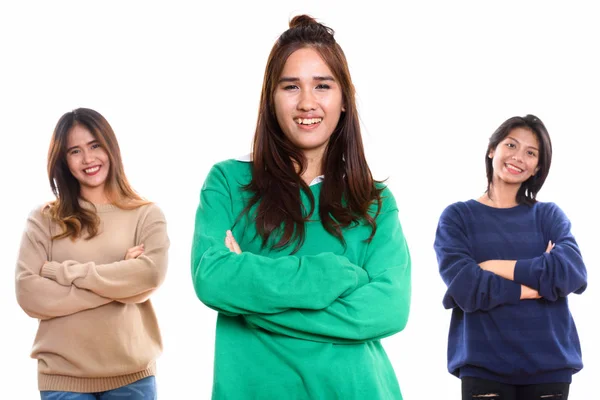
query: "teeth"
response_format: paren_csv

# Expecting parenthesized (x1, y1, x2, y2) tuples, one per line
(84, 166, 100, 173)
(295, 118, 323, 125)
(506, 164, 522, 173)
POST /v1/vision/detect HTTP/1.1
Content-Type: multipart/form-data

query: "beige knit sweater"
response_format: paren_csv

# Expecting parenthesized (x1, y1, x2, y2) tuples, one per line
(15, 201, 169, 392)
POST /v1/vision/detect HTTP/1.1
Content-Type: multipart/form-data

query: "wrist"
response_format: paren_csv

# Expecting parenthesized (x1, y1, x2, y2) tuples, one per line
(41, 261, 61, 282)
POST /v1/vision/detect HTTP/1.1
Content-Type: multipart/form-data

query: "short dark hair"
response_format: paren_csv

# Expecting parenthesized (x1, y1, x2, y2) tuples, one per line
(485, 114, 552, 205)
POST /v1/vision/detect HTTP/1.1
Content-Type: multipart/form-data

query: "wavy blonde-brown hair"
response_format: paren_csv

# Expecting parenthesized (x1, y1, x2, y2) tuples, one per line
(46, 108, 149, 240)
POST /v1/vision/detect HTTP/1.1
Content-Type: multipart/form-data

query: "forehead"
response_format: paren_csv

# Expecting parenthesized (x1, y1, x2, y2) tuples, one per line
(66, 124, 95, 147)
(281, 47, 333, 76)
(505, 127, 540, 148)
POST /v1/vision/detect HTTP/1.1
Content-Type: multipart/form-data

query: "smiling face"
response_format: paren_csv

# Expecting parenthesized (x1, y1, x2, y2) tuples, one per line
(65, 123, 110, 201)
(273, 47, 344, 160)
(488, 127, 540, 186)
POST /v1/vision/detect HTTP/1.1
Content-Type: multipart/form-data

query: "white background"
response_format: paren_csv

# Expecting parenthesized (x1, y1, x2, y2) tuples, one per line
(1, 1, 598, 399)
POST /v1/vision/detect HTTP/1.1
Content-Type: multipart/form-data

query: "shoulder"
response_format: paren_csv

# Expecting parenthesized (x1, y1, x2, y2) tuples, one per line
(531, 200, 560, 212)
(213, 154, 253, 174)
(375, 182, 398, 209)
(374, 185, 398, 215)
(133, 202, 166, 224)
(532, 200, 570, 223)
(27, 202, 55, 223)
(203, 157, 253, 192)
(439, 200, 475, 220)
(210, 157, 252, 181)
(22, 203, 55, 235)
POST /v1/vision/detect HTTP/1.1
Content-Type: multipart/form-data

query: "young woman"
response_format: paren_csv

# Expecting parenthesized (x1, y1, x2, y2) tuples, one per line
(191, 15, 411, 400)
(15, 108, 169, 399)
(434, 115, 586, 400)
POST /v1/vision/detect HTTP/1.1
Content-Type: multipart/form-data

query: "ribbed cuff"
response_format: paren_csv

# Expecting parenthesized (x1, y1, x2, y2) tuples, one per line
(504, 281, 523, 305)
(41, 261, 61, 281)
(514, 258, 540, 290)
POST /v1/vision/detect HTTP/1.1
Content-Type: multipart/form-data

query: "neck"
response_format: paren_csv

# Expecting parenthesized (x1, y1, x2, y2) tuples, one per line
(298, 148, 325, 185)
(80, 187, 110, 204)
(480, 180, 519, 208)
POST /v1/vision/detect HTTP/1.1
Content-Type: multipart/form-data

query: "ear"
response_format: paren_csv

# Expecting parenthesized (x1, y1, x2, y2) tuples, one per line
(341, 105, 346, 112)
(488, 149, 494, 159)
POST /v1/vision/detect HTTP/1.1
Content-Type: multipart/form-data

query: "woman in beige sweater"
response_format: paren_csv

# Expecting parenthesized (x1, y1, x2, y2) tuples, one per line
(15, 108, 169, 399)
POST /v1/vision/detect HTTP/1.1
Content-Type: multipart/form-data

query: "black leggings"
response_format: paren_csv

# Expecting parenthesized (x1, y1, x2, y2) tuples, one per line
(462, 377, 570, 400)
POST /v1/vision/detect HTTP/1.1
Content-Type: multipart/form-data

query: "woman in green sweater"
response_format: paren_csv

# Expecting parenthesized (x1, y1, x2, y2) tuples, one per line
(191, 15, 411, 399)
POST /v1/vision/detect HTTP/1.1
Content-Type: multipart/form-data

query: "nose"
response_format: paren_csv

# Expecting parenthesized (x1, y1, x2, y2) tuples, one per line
(511, 151, 527, 163)
(82, 149, 95, 164)
(298, 89, 317, 111)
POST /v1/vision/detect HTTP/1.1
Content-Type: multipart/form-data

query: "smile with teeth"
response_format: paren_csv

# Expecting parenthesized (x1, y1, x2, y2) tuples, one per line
(295, 117, 323, 125)
(505, 163, 523, 173)
(84, 166, 100, 174)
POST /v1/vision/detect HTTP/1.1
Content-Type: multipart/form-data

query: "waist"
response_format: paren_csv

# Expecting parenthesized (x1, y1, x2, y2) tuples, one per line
(32, 302, 162, 383)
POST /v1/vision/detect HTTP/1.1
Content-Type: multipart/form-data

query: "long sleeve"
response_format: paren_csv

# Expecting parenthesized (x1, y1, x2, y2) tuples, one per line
(434, 204, 522, 312)
(191, 164, 369, 316)
(40, 205, 169, 304)
(15, 208, 113, 320)
(243, 192, 412, 344)
(513, 203, 587, 301)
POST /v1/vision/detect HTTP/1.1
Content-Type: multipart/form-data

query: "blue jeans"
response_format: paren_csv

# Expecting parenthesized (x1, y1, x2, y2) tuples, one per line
(40, 376, 156, 399)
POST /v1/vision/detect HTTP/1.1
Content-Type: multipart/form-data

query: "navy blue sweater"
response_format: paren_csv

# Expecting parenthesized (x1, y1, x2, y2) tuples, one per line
(434, 200, 587, 384)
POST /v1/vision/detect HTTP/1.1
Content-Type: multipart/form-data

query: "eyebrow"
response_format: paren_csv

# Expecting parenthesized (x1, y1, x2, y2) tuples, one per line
(506, 136, 539, 151)
(278, 75, 336, 83)
(67, 140, 98, 153)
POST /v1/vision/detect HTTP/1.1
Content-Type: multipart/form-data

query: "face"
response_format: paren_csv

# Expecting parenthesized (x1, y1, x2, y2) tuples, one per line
(488, 127, 540, 185)
(65, 124, 110, 197)
(274, 47, 344, 158)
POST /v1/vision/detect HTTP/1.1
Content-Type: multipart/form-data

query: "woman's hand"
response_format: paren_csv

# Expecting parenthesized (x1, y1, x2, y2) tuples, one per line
(479, 242, 554, 282)
(124, 244, 145, 260)
(521, 284, 541, 300)
(519, 241, 553, 300)
(225, 230, 242, 254)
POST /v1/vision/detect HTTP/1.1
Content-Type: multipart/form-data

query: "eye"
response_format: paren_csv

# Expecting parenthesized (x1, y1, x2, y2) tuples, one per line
(527, 150, 538, 157)
(505, 143, 516, 148)
(283, 84, 299, 90)
(316, 84, 331, 90)
(91, 143, 101, 150)
(69, 149, 80, 155)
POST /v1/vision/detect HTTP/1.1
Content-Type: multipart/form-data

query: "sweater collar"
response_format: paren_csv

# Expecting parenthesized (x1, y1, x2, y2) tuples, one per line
(78, 198, 120, 213)
(236, 153, 324, 187)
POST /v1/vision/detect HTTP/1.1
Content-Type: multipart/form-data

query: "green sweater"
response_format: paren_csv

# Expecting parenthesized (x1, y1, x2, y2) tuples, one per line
(191, 159, 411, 400)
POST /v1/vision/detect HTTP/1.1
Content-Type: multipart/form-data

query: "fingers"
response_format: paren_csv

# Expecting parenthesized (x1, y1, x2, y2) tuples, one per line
(125, 244, 145, 260)
(520, 284, 542, 300)
(225, 230, 242, 254)
(224, 235, 234, 252)
(545, 240, 555, 253)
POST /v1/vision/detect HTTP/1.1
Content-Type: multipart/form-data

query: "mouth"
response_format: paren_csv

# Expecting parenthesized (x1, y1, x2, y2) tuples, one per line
(295, 117, 323, 126)
(505, 163, 523, 174)
(83, 165, 101, 176)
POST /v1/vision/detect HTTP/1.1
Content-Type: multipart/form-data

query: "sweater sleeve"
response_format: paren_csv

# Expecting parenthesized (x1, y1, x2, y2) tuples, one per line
(434, 204, 522, 312)
(15, 207, 113, 320)
(39, 204, 169, 304)
(191, 163, 369, 316)
(243, 190, 411, 344)
(513, 203, 587, 301)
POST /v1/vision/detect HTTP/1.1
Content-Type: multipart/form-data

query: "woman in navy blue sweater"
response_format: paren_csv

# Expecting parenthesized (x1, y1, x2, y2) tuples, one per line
(434, 115, 587, 400)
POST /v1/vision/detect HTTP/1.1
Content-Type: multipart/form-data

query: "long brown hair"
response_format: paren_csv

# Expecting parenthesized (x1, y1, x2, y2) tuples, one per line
(243, 15, 383, 252)
(46, 108, 149, 240)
